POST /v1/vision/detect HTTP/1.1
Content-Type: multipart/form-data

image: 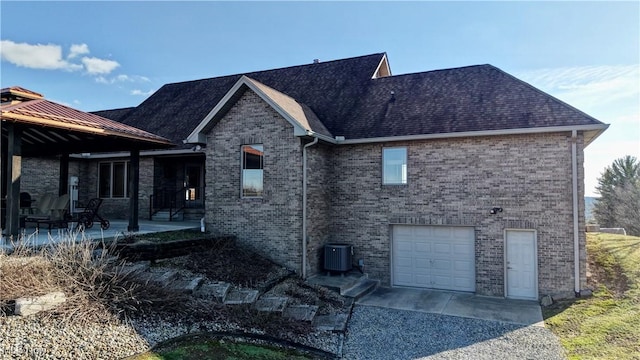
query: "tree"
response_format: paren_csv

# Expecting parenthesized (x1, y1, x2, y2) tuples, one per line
(593, 155, 640, 235)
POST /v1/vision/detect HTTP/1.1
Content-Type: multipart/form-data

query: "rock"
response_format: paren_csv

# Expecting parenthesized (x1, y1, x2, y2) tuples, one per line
(15, 292, 66, 316)
(580, 289, 593, 297)
(540, 294, 553, 307)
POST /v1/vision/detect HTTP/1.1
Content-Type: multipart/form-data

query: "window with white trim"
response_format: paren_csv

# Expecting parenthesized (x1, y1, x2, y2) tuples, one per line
(242, 144, 263, 197)
(383, 147, 407, 185)
(98, 161, 130, 198)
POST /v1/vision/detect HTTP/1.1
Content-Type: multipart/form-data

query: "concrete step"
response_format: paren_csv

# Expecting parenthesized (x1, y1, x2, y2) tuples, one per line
(254, 296, 289, 312)
(342, 279, 379, 300)
(194, 281, 232, 302)
(152, 210, 184, 221)
(223, 288, 260, 305)
(306, 271, 368, 296)
(283, 304, 318, 322)
(169, 276, 204, 294)
(312, 313, 349, 332)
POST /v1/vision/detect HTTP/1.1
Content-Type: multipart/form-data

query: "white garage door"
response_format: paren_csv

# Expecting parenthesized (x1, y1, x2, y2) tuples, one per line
(393, 225, 475, 292)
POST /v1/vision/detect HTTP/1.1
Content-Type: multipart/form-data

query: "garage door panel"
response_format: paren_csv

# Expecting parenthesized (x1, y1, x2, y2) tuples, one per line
(393, 225, 475, 292)
(432, 242, 452, 255)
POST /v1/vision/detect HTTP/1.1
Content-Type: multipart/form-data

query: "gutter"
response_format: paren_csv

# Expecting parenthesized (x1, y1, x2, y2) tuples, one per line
(571, 130, 580, 297)
(302, 133, 319, 279)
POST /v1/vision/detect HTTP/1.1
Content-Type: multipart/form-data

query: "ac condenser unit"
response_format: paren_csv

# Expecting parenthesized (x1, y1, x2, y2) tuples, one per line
(324, 243, 352, 273)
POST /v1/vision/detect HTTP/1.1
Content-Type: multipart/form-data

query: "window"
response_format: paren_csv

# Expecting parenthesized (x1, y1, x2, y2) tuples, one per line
(383, 147, 407, 185)
(98, 161, 130, 198)
(242, 144, 263, 197)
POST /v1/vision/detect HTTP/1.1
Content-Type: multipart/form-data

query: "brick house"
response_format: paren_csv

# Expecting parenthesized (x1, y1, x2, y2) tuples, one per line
(25, 53, 608, 299)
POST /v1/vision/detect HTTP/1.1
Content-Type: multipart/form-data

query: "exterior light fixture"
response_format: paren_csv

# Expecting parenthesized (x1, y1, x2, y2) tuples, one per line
(490, 207, 503, 215)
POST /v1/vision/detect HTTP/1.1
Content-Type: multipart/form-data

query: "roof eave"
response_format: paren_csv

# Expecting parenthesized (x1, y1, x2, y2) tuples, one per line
(336, 124, 610, 145)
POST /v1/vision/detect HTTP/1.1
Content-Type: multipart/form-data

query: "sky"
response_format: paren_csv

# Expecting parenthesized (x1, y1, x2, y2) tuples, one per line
(1, 1, 638, 196)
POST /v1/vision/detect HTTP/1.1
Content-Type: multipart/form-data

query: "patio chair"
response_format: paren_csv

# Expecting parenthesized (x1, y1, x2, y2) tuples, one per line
(25, 194, 70, 231)
(20, 192, 33, 214)
(74, 198, 110, 230)
(30, 193, 54, 217)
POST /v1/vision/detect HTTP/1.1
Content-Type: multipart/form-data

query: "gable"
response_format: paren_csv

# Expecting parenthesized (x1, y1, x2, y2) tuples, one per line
(187, 76, 332, 144)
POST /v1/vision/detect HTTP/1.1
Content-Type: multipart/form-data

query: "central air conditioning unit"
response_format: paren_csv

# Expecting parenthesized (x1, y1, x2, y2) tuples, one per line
(324, 243, 352, 273)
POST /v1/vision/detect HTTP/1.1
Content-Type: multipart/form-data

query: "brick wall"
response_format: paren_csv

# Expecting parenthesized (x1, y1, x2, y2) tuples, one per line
(204, 90, 304, 272)
(305, 143, 333, 274)
(20, 156, 80, 197)
(328, 132, 586, 298)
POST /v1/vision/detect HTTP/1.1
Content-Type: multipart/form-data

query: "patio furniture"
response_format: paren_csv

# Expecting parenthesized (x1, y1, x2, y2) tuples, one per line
(20, 192, 33, 214)
(25, 194, 70, 231)
(74, 198, 110, 230)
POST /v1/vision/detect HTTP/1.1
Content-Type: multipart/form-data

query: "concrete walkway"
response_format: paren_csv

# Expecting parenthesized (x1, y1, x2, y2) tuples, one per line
(357, 287, 544, 326)
(1, 220, 200, 251)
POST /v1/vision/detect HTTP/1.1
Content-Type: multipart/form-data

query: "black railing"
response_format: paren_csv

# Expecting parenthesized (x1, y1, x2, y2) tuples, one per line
(149, 186, 204, 221)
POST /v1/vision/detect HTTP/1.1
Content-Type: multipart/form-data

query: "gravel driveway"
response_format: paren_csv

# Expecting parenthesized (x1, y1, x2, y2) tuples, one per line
(342, 306, 566, 360)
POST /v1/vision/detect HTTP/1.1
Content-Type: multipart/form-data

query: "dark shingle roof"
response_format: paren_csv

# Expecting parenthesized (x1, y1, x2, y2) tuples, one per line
(92, 107, 135, 122)
(340, 64, 605, 139)
(106, 53, 605, 146)
(116, 53, 385, 148)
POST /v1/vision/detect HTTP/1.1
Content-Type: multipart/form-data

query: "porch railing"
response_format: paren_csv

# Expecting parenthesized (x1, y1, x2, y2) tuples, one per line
(149, 186, 204, 221)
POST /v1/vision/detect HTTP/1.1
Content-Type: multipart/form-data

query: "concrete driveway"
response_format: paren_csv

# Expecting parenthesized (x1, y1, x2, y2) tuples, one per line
(356, 287, 544, 326)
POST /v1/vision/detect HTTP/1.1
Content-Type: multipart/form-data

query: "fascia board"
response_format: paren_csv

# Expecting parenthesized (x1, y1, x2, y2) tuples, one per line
(185, 78, 248, 144)
(337, 124, 610, 145)
(185, 76, 307, 144)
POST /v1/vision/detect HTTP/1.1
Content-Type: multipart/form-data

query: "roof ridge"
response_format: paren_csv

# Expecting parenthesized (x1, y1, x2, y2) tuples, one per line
(164, 53, 387, 87)
(372, 64, 493, 80)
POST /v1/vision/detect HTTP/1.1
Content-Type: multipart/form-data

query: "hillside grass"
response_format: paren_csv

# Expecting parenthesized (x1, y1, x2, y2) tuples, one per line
(543, 233, 640, 359)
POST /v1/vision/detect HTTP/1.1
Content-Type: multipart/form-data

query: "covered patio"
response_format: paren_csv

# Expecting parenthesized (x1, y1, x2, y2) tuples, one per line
(1, 86, 174, 239)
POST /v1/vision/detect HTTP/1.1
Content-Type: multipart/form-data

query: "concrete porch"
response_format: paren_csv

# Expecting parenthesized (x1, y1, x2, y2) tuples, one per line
(0, 219, 200, 252)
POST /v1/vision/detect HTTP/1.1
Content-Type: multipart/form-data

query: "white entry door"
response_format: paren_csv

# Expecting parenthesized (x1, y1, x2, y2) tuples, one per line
(393, 225, 475, 292)
(505, 229, 538, 299)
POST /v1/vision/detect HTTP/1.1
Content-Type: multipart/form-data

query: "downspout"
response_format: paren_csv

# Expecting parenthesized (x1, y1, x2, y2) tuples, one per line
(302, 134, 319, 280)
(571, 130, 580, 297)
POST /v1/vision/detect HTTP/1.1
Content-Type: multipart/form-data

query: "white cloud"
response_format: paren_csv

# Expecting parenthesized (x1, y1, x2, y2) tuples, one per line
(516, 65, 639, 115)
(95, 74, 150, 84)
(81, 56, 120, 75)
(517, 65, 640, 196)
(131, 89, 154, 96)
(0, 40, 82, 71)
(68, 43, 89, 59)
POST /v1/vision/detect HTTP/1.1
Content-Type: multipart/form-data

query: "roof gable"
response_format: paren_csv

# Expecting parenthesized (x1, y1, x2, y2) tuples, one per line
(116, 53, 386, 148)
(187, 76, 332, 143)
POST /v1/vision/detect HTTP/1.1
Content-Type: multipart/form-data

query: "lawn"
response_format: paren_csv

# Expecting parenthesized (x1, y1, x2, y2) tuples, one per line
(128, 338, 318, 360)
(543, 233, 640, 359)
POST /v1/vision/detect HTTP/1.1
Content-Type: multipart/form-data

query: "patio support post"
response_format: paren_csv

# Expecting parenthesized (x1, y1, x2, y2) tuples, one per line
(59, 153, 69, 196)
(5, 123, 22, 237)
(127, 149, 140, 232)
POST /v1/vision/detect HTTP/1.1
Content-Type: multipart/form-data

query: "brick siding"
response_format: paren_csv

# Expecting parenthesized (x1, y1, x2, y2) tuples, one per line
(327, 133, 586, 298)
(204, 90, 304, 272)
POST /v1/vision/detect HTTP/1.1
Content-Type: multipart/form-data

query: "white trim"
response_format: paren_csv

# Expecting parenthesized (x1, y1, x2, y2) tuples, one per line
(302, 136, 319, 279)
(504, 228, 539, 300)
(571, 130, 580, 296)
(186, 76, 311, 144)
(70, 148, 201, 159)
(382, 146, 407, 185)
(338, 124, 609, 145)
(372, 53, 391, 78)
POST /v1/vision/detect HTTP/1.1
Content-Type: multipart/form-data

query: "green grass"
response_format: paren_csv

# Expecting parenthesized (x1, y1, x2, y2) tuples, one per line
(543, 233, 640, 359)
(127, 339, 317, 360)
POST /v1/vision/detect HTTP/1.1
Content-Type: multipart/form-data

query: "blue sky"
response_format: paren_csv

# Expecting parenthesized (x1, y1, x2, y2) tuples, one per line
(1, 1, 638, 196)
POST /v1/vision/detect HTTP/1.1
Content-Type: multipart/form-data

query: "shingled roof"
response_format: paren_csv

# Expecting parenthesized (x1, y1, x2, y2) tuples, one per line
(110, 53, 386, 149)
(101, 53, 607, 148)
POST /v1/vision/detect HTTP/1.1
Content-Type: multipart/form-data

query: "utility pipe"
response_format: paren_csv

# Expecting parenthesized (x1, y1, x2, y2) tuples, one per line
(571, 130, 580, 297)
(302, 135, 319, 279)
